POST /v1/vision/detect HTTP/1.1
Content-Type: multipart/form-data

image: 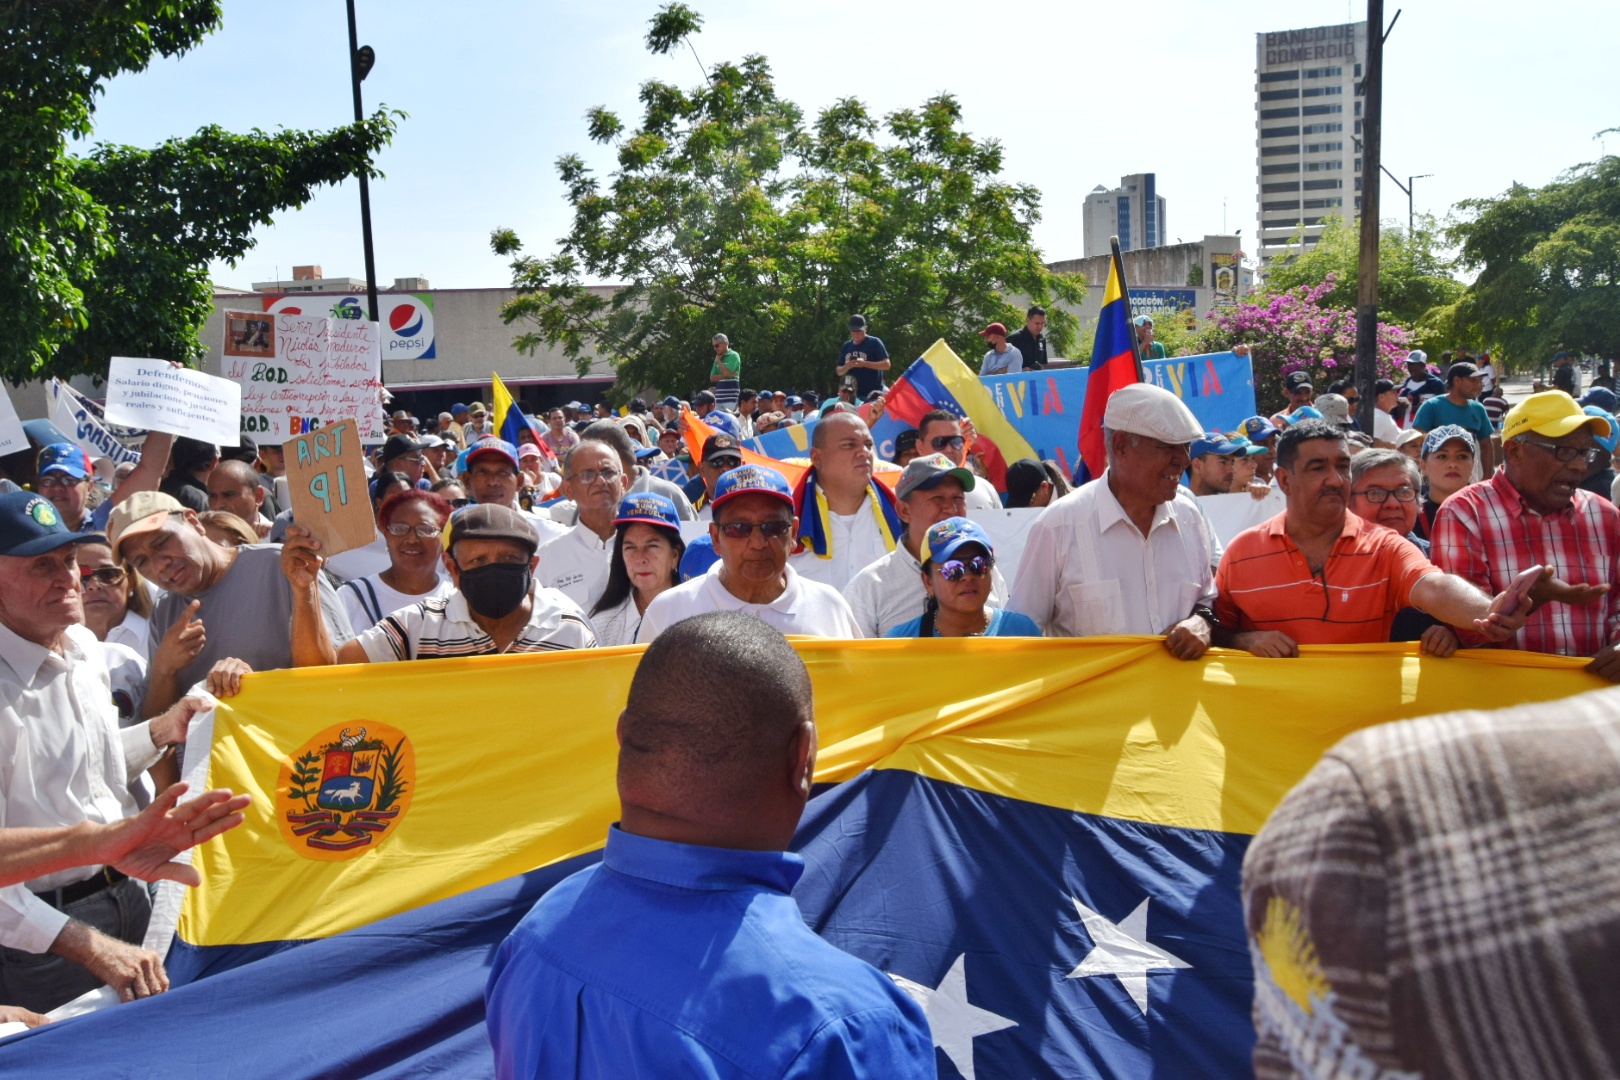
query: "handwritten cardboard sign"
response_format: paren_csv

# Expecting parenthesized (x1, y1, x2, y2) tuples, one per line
(103, 357, 241, 446)
(285, 418, 375, 558)
(222, 311, 385, 445)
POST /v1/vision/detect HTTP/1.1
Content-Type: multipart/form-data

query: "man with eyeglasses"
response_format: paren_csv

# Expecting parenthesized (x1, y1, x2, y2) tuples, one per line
(692, 434, 743, 521)
(536, 440, 631, 610)
(1433, 392, 1620, 677)
(914, 410, 1002, 512)
(638, 465, 860, 641)
(463, 438, 568, 543)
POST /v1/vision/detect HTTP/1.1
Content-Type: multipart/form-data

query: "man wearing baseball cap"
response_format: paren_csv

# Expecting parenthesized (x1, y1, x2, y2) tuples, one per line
(1399, 351, 1444, 416)
(836, 315, 890, 400)
(34, 443, 96, 533)
(637, 465, 860, 641)
(1270, 371, 1315, 428)
(464, 403, 492, 444)
(271, 502, 595, 665)
(692, 433, 743, 521)
(0, 491, 217, 1010)
(462, 437, 567, 543)
(1414, 361, 1497, 476)
(1133, 314, 1168, 360)
(1187, 432, 1244, 497)
(1432, 391, 1620, 677)
(1009, 383, 1222, 658)
(978, 322, 1022, 376)
(379, 433, 431, 489)
(844, 454, 1010, 637)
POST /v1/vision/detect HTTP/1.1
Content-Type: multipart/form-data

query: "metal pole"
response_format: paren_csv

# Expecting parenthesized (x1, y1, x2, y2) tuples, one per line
(1354, 0, 1383, 437)
(346, 0, 379, 325)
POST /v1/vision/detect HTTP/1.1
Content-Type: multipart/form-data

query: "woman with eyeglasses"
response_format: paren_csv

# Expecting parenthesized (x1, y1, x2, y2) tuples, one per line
(76, 541, 157, 657)
(337, 489, 455, 630)
(589, 493, 687, 647)
(886, 518, 1040, 639)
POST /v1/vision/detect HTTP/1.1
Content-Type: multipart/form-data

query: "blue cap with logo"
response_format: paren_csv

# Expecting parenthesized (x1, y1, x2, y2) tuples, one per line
(710, 464, 794, 511)
(1585, 407, 1620, 455)
(37, 443, 92, 480)
(614, 492, 681, 533)
(704, 410, 741, 438)
(1420, 424, 1478, 458)
(1226, 434, 1269, 457)
(920, 516, 993, 566)
(1284, 405, 1324, 424)
(465, 437, 521, 471)
(0, 492, 103, 556)
(1241, 416, 1280, 443)
(1190, 432, 1244, 459)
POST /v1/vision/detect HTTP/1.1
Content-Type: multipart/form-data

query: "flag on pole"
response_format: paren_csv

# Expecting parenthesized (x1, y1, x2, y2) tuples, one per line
(491, 373, 555, 470)
(1076, 241, 1145, 484)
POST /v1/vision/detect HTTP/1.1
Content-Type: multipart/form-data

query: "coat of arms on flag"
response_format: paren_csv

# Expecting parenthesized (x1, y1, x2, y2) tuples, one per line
(277, 721, 414, 860)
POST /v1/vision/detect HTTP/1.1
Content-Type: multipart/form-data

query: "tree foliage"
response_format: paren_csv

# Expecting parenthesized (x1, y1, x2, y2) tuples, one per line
(1, 1, 398, 382)
(1441, 149, 1620, 368)
(493, 10, 1084, 397)
(1259, 214, 1464, 345)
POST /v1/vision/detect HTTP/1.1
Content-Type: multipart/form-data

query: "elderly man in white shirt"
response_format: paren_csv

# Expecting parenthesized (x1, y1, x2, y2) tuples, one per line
(0, 492, 209, 1014)
(537, 439, 630, 610)
(844, 454, 1009, 637)
(1008, 383, 1221, 660)
(640, 465, 860, 640)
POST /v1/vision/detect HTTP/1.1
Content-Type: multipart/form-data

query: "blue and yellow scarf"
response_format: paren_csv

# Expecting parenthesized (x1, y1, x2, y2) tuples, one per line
(792, 470, 902, 559)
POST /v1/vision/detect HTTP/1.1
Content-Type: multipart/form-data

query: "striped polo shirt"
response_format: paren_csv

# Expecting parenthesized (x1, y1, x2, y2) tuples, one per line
(1215, 511, 1441, 645)
(356, 584, 597, 662)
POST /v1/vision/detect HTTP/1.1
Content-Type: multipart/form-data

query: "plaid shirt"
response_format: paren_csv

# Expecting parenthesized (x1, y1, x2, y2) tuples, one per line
(1244, 687, 1620, 1079)
(1431, 470, 1620, 656)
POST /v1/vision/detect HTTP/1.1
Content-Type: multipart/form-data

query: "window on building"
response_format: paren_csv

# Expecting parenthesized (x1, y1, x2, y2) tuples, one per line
(1355, 119, 1362, 135)
(1303, 179, 1344, 190)
(1355, 63, 1363, 77)
(1303, 141, 1344, 153)
(1303, 217, 1330, 226)
(1262, 125, 1301, 138)
(1303, 197, 1344, 209)
(1355, 177, 1363, 190)
(1262, 163, 1302, 175)
(1263, 200, 1302, 211)
(1355, 196, 1363, 211)
(1302, 85, 1343, 97)
(1302, 122, 1343, 134)
(1356, 101, 1363, 116)
(1303, 160, 1343, 172)
(1262, 181, 1302, 193)
(1261, 145, 1300, 157)
(1260, 70, 1300, 82)
(1303, 66, 1344, 78)
(1261, 89, 1301, 101)
(1261, 106, 1301, 119)
(1354, 158, 1362, 172)
(1264, 217, 1303, 228)
(1303, 104, 1344, 116)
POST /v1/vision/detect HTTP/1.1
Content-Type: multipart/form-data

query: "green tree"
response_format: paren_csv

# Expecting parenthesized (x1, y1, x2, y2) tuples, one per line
(1, 1, 397, 381)
(1259, 214, 1464, 339)
(1441, 146, 1620, 368)
(492, 5, 1084, 397)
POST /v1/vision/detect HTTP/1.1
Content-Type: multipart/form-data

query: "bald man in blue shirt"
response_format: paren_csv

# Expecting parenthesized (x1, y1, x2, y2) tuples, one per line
(486, 612, 934, 1078)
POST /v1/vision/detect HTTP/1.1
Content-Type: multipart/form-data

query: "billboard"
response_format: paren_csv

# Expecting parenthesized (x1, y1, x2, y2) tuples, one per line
(1127, 288, 1199, 318)
(262, 292, 436, 360)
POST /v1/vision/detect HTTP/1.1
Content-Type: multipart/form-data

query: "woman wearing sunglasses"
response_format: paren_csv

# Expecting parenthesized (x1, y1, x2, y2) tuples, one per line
(337, 489, 455, 630)
(589, 493, 687, 647)
(76, 541, 157, 658)
(887, 518, 1041, 639)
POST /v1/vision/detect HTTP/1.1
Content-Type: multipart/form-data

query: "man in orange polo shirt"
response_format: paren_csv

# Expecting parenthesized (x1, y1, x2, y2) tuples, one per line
(1214, 418, 1532, 656)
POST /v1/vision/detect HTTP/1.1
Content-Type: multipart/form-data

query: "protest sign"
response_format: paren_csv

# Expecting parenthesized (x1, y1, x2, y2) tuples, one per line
(0, 383, 29, 458)
(47, 381, 141, 466)
(104, 358, 241, 446)
(222, 311, 385, 445)
(285, 418, 374, 557)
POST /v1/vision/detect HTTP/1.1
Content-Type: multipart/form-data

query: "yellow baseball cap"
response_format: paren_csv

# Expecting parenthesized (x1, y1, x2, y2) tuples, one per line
(1502, 390, 1613, 442)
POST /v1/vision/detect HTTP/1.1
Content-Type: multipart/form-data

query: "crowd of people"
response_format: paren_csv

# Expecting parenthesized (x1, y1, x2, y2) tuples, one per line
(1, 323, 1616, 1075)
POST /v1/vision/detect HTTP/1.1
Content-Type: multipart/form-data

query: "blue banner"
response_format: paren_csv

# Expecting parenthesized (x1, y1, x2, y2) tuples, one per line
(980, 352, 1256, 476)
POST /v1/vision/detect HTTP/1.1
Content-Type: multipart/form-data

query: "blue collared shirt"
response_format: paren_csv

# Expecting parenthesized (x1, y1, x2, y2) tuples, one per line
(486, 825, 936, 1079)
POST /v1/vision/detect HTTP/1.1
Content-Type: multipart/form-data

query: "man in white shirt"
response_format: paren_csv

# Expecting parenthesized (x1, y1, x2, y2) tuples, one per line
(788, 412, 899, 591)
(844, 454, 1009, 637)
(537, 440, 630, 610)
(1008, 383, 1220, 659)
(640, 465, 860, 641)
(0, 492, 210, 1012)
(463, 438, 568, 544)
(915, 410, 1002, 511)
(1372, 378, 1403, 447)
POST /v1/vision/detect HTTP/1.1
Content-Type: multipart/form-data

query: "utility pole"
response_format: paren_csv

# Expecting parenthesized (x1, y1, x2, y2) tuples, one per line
(1379, 167, 1432, 237)
(1353, 1, 1390, 437)
(346, 0, 379, 325)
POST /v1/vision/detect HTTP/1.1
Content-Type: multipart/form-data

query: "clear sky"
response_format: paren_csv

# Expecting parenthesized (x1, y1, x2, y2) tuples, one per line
(89, 0, 1618, 291)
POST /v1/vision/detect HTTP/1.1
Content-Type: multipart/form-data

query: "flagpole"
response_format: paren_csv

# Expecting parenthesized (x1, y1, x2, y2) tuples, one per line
(1110, 236, 1147, 381)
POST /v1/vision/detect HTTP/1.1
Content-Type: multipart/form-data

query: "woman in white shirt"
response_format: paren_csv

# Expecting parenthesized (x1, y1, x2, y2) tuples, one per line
(75, 540, 156, 660)
(588, 493, 686, 647)
(338, 489, 455, 630)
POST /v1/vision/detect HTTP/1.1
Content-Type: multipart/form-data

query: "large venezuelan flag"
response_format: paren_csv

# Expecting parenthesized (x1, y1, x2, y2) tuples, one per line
(874, 339, 1039, 491)
(0, 644, 1596, 1076)
(1076, 253, 1144, 483)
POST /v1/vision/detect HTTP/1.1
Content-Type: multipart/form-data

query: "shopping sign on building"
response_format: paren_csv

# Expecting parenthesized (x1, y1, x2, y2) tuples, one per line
(263, 293, 436, 360)
(221, 310, 386, 444)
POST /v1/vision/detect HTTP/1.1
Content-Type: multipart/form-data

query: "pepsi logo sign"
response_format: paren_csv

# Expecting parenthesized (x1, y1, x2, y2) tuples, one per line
(263, 292, 435, 360)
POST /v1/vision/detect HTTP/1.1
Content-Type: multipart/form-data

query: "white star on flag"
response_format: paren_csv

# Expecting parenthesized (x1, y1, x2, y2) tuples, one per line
(890, 954, 1016, 1080)
(1066, 896, 1192, 1014)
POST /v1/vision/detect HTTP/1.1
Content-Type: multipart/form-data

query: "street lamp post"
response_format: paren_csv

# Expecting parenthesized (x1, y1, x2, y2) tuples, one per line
(345, 0, 379, 325)
(1379, 167, 1433, 237)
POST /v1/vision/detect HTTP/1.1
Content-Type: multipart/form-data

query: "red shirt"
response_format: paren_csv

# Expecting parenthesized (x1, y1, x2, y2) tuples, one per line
(1216, 511, 1440, 645)
(1431, 470, 1620, 657)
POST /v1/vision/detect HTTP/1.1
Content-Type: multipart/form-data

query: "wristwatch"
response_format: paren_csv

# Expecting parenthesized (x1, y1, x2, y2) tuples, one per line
(1190, 605, 1219, 631)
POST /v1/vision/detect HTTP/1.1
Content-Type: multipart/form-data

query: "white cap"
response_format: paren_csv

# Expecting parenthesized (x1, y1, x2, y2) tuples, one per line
(1407, 349, 1428, 365)
(1102, 383, 1204, 445)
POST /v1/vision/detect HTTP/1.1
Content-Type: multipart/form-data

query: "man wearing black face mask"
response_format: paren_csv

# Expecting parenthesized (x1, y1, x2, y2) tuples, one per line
(262, 503, 597, 670)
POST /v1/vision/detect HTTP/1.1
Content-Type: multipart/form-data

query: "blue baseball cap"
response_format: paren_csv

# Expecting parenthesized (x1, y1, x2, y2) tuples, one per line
(921, 516, 993, 566)
(1226, 435, 1268, 457)
(450, 402, 469, 414)
(614, 492, 681, 532)
(1585, 407, 1620, 454)
(1190, 432, 1244, 459)
(1580, 387, 1620, 413)
(464, 437, 520, 471)
(710, 464, 794, 511)
(1285, 406, 1324, 424)
(36, 443, 92, 480)
(634, 445, 662, 460)
(786, 395, 803, 408)
(0, 492, 103, 556)
(704, 410, 741, 438)
(1421, 425, 1478, 458)
(1241, 416, 1280, 443)
(661, 396, 681, 408)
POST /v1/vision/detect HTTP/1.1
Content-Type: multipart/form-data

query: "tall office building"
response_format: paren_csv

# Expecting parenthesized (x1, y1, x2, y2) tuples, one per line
(1254, 21, 1368, 258)
(1082, 173, 1167, 258)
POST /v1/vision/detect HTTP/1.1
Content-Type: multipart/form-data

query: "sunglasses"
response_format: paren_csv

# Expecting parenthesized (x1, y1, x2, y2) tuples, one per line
(386, 522, 443, 538)
(448, 498, 471, 508)
(936, 554, 993, 581)
(79, 566, 127, 588)
(717, 520, 794, 540)
(930, 435, 966, 452)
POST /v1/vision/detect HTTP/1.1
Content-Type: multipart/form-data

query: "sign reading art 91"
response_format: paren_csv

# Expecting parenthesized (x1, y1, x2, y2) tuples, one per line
(222, 311, 386, 444)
